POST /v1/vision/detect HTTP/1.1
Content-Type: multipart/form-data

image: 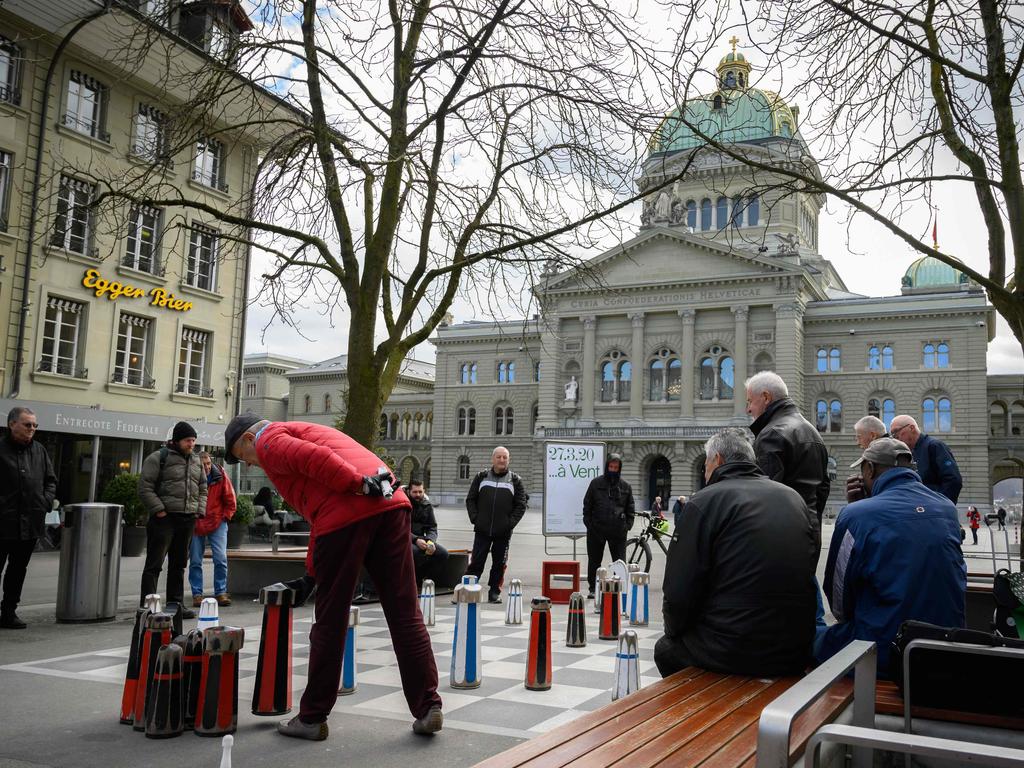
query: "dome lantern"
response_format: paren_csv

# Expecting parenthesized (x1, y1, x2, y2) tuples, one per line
(717, 36, 752, 90)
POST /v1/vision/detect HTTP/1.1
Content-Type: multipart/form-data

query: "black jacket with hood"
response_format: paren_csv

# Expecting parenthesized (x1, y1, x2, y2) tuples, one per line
(582, 456, 636, 535)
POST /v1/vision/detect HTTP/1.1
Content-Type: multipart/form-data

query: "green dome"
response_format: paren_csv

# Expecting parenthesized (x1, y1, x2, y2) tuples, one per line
(719, 51, 746, 65)
(901, 256, 968, 289)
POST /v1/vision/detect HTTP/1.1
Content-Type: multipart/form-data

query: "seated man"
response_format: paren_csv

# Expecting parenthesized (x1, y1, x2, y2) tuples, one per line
(408, 480, 448, 585)
(655, 428, 819, 678)
(816, 438, 966, 675)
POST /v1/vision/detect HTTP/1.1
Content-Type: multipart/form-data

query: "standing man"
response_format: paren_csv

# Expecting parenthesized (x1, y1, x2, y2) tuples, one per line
(889, 415, 962, 503)
(0, 407, 56, 629)
(189, 452, 236, 607)
(407, 479, 449, 585)
(225, 414, 442, 741)
(465, 446, 528, 604)
(582, 453, 636, 599)
(847, 415, 889, 502)
(745, 371, 831, 523)
(138, 421, 207, 619)
(997, 507, 1007, 531)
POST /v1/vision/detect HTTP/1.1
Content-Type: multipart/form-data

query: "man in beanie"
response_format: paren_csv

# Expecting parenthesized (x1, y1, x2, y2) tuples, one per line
(138, 421, 207, 618)
(224, 413, 442, 741)
(582, 452, 635, 599)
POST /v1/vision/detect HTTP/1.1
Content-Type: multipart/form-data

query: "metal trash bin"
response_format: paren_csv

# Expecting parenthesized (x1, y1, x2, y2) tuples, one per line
(56, 503, 123, 622)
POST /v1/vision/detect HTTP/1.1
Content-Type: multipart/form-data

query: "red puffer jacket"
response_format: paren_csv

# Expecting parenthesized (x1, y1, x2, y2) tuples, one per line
(254, 421, 409, 574)
(194, 464, 236, 536)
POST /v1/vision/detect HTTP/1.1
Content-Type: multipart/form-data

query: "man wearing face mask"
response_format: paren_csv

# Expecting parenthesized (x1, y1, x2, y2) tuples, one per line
(815, 438, 966, 673)
(582, 453, 636, 599)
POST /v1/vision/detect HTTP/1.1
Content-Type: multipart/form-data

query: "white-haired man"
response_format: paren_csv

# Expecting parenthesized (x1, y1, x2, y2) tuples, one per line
(847, 416, 889, 502)
(889, 415, 962, 503)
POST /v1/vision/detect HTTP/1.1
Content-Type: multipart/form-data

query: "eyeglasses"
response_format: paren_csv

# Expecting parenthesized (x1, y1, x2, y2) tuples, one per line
(890, 424, 909, 437)
(20, 423, 39, 430)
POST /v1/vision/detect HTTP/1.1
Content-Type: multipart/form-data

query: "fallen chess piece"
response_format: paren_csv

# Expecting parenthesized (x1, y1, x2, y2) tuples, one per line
(220, 734, 233, 768)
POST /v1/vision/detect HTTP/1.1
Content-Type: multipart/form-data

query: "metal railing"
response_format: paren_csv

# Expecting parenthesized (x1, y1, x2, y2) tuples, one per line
(271, 531, 310, 553)
(544, 424, 722, 439)
(61, 113, 110, 143)
(190, 169, 229, 194)
(807, 724, 1024, 768)
(110, 371, 155, 389)
(175, 381, 214, 398)
(37, 361, 88, 379)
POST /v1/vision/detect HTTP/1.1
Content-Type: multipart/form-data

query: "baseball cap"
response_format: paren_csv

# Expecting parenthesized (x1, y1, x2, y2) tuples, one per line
(850, 437, 913, 468)
(223, 412, 262, 464)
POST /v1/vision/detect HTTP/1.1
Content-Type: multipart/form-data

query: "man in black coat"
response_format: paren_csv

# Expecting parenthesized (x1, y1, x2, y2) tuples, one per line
(407, 480, 448, 584)
(889, 415, 962, 504)
(0, 407, 57, 629)
(655, 428, 818, 677)
(582, 453, 636, 598)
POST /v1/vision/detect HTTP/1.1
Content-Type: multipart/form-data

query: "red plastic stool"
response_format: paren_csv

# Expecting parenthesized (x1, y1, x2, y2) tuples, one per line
(541, 561, 580, 604)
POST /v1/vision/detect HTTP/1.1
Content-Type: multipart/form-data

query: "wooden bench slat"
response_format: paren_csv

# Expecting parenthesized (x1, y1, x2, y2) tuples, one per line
(875, 680, 1024, 731)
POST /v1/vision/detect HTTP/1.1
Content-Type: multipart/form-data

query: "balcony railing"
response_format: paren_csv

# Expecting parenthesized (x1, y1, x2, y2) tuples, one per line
(37, 361, 88, 379)
(61, 113, 111, 143)
(543, 425, 722, 439)
(0, 84, 20, 107)
(190, 169, 229, 194)
(111, 371, 156, 389)
(120, 255, 166, 277)
(176, 381, 214, 398)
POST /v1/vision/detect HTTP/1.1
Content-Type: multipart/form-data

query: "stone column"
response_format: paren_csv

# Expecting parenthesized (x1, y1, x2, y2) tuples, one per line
(581, 315, 597, 421)
(773, 302, 805, 406)
(679, 309, 695, 418)
(732, 305, 749, 417)
(629, 312, 645, 419)
(538, 316, 561, 425)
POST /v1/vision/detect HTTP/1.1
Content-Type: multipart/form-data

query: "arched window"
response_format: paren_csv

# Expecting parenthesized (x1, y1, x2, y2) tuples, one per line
(470, 363, 478, 383)
(414, 413, 423, 440)
(712, 94, 723, 110)
(923, 343, 949, 368)
(323, 393, 331, 412)
(882, 346, 894, 369)
(600, 361, 615, 402)
(686, 200, 696, 229)
(718, 356, 734, 399)
(378, 414, 388, 440)
(459, 363, 470, 384)
(599, 351, 630, 403)
(618, 361, 632, 402)
(715, 196, 728, 229)
(1011, 401, 1024, 436)
(816, 349, 827, 373)
(753, 351, 773, 373)
(868, 346, 881, 370)
(648, 358, 665, 401)
(700, 198, 712, 231)
(457, 455, 471, 481)
(303, 394, 311, 413)
(738, 73, 745, 87)
(647, 347, 679, 402)
(389, 414, 399, 440)
(534, 361, 541, 382)
(457, 406, 477, 435)
(815, 398, 842, 432)
(494, 406, 513, 435)
(508, 361, 515, 382)
(780, 122, 792, 138)
(922, 396, 952, 433)
(990, 401, 1008, 437)
(747, 195, 759, 226)
(531, 402, 539, 433)
(829, 347, 841, 371)
(731, 196, 743, 228)
(868, 397, 896, 428)
(666, 358, 682, 401)
(497, 361, 508, 383)
(937, 343, 949, 368)
(699, 357, 715, 400)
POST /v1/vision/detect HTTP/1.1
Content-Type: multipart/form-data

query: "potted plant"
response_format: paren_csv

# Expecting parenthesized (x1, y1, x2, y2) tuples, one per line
(228, 495, 254, 549)
(100, 473, 148, 557)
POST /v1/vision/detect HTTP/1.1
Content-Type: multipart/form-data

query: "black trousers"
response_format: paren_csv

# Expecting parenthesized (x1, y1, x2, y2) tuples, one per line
(586, 527, 626, 592)
(0, 538, 36, 614)
(466, 532, 510, 594)
(970, 527, 979, 545)
(140, 515, 195, 606)
(654, 635, 696, 678)
(412, 541, 449, 584)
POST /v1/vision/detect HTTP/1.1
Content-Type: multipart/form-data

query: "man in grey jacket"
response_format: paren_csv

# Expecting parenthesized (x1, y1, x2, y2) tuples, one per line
(138, 421, 207, 617)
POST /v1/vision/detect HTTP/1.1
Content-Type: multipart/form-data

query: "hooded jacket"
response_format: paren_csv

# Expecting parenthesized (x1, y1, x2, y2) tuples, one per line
(750, 397, 831, 521)
(0, 434, 57, 540)
(583, 459, 636, 534)
(194, 464, 236, 536)
(409, 490, 439, 544)
(662, 460, 819, 677)
(466, 468, 527, 538)
(138, 444, 207, 518)
(818, 467, 966, 674)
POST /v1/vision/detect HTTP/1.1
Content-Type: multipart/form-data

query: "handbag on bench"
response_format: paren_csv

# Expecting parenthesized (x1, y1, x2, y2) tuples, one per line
(993, 568, 1024, 640)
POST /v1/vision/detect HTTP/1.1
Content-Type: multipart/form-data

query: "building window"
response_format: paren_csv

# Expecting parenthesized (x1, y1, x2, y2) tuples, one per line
(0, 150, 10, 232)
(601, 361, 615, 402)
(0, 37, 22, 106)
(882, 346, 894, 369)
(457, 455, 471, 481)
(495, 406, 514, 435)
(730, 196, 743, 228)
(389, 414, 398, 439)
(52, 176, 95, 254)
(816, 347, 840, 372)
(868, 345, 894, 370)
(686, 200, 696, 229)
(712, 94, 723, 110)
(207, 21, 232, 61)
(534, 361, 540, 382)
(245, 381, 257, 398)
(123, 205, 162, 274)
(39, 297, 85, 377)
(815, 398, 842, 432)
(497, 361, 516, 383)
(747, 195, 759, 226)
(531, 402, 539, 433)
(303, 394, 311, 414)
(868, 396, 896, 428)
(923, 342, 950, 368)
(177, 328, 210, 396)
(718, 356, 734, 399)
(699, 347, 733, 400)
(324, 393, 332, 412)
(379, 414, 388, 440)
(193, 137, 226, 191)
(700, 198, 712, 231)
(186, 225, 219, 291)
(459, 362, 478, 384)
(753, 351, 773, 373)
(132, 104, 168, 161)
(457, 406, 476, 436)
(64, 70, 108, 141)
(923, 396, 953, 433)
(715, 196, 728, 229)
(647, 347, 680, 401)
(599, 352, 631, 403)
(113, 313, 152, 387)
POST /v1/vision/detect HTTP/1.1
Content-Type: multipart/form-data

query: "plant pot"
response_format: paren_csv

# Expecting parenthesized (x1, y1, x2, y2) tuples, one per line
(121, 525, 147, 557)
(226, 522, 247, 549)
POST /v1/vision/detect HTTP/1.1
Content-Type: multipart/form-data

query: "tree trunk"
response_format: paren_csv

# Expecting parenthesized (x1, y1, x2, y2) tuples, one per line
(989, 292, 1024, 353)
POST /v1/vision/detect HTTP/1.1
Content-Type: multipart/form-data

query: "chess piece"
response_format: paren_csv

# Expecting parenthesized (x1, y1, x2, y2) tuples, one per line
(195, 626, 245, 736)
(453, 573, 478, 604)
(629, 572, 650, 627)
(165, 601, 184, 637)
(120, 607, 150, 724)
(505, 578, 523, 625)
(625, 562, 640, 616)
(450, 583, 482, 689)
(145, 643, 184, 738)
(612, 629, 640, 701)
(609, 560, 629, 615)
(252, 582, 296, 716)
(339, 606, 359, 695)
(566, 591, 586, 647)
(419, 579, 435, 627)
(593, 566, 608, 614)
(144, 593, 162, 614)
(177, 629, 204, 729)
(133, 611, 174, 731)
(525, 597, 552, 691)
(197, 597, 219, 633)
(599, 575, 622, 641)
(220, 734, 233, 768)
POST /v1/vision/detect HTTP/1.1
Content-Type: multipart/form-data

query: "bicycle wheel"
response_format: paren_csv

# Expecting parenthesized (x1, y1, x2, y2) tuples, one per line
(625, 538, 652, 573)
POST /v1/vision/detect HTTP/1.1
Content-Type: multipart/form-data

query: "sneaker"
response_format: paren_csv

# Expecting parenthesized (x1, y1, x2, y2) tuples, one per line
(192, 595, 204, 607)
(587, 590, 595, 600)
(277, 715, 328, 741)
(412, 706, 443, 735)
(487, 592, 502, 604)
(180, 608, 196, 620)
(0, 612, 26, 629)
(216, 593, 232, 607)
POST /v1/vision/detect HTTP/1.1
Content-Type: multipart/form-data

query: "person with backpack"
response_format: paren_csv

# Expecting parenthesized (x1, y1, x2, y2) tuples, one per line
(189, 452, 236, 607)
(138, 421, 207, 618)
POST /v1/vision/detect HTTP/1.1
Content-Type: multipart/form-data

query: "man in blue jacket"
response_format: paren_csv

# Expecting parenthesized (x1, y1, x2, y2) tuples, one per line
(816, 438, 966, 674)
(889, 415, 962, 503)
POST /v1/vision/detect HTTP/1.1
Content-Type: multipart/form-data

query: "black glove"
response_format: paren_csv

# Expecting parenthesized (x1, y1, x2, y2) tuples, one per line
(362, 469, 394, 498)
(281, 574, 316, 607)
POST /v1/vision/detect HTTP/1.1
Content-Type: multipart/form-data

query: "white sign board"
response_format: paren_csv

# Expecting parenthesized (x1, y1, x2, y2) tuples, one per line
(542, 441, 605, 537)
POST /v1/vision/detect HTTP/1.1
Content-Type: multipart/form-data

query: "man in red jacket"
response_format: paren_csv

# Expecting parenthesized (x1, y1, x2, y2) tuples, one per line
(224, 413, 442, 741)
(189, 452, 236, 607)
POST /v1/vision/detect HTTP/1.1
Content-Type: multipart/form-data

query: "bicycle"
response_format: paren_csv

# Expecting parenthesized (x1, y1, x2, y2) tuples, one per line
(625, 510, 672, 573)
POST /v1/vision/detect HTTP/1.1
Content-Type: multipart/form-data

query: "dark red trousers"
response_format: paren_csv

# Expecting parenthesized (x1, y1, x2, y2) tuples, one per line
(300, 507, 441, 723)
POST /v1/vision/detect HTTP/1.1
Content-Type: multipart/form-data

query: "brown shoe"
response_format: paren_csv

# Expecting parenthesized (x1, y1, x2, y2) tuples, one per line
(192, 595, 203, 607)
(216, 593, 232, 607)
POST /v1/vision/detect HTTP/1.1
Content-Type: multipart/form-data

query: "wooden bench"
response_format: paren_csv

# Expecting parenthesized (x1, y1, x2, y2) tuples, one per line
(226, 549, 307, 594)
(875, 680, 1024, 732)
(475, 641, 878, 768)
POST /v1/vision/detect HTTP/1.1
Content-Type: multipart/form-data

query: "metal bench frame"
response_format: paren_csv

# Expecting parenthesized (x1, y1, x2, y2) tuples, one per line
(271, 531, 310, 553)
(807, 724, 1024, 768)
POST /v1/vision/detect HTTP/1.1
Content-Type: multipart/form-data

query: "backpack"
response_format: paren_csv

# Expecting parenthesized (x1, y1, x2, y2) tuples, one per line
(153, 446, 170, 496)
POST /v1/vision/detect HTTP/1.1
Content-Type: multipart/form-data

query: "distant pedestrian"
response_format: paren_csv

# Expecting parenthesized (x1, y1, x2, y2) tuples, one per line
(652, 496, 664, 519)
(670, 495, 686, 529)
(889, 415, 962, 503)
(997, 507, 1007, 531)
(466, 447, 528, 603)
(966, 505, 981, 545)
(0, 407, 57, 629)
(189, 452, 236, 607)
(582, 453, 636, 598)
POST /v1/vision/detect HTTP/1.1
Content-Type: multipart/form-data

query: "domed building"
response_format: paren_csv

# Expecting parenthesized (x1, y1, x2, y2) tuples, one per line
(902, 256, 970, 294)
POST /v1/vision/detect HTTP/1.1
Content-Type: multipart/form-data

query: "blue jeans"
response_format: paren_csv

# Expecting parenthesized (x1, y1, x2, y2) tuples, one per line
(188, 521, 228, 596)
